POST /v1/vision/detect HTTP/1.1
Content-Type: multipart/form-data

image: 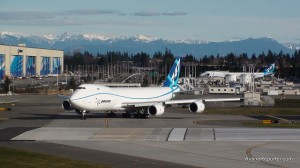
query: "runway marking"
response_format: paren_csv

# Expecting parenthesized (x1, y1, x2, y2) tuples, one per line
(167, 128, 187, 141)
(166, 128, 174, 141)
(183, 128, 188, 140)
(245, 142, 286, 168)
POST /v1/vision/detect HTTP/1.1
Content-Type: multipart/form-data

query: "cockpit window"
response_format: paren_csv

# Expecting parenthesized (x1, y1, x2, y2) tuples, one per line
(78, 87, 86, 89)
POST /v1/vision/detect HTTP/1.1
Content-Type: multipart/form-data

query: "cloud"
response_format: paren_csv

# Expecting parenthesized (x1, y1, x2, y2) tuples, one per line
(134, 10, 188, 17)
(162, 12, 187, 16)
(134, 11, 161, 16)
(62, 9, 125, 16)
(0, 11, 55, 21)
(0, 9, 125, 22)
(0, 9, 187, 22)
(0, 9, 187, 27)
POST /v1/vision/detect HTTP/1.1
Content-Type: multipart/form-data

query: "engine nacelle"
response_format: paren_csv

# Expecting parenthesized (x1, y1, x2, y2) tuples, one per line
(62, 100, 73, 110)
(189, 100, 205, 113)
(148, 103, 165, 116)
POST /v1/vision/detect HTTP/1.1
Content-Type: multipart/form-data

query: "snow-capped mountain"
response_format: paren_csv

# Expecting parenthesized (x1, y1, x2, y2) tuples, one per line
(0, 32, 295, 56)
(43, 34, 56, 40)
(283, 42, 300, 50)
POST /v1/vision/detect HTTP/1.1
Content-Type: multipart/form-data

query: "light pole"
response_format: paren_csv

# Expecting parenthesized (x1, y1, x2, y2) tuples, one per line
(249, 64, 254, 105)
(97, 65, 99, 81)
(92, 65, 94, 83)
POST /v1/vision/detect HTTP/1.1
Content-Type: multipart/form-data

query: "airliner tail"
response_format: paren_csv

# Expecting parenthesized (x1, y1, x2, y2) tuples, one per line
(263, 63, 275, 75)
(163, 58, 181, 88)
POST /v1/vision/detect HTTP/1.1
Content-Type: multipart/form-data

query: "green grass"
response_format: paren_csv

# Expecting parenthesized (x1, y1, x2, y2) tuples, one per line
(0, 146, 109, 168)
(242, 122, 300, 128)
(203, 107, 300, 115)
(275, 99, 300, 107)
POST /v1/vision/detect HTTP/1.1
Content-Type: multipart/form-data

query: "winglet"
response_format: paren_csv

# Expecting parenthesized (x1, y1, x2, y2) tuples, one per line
(163, 58, 181, 88)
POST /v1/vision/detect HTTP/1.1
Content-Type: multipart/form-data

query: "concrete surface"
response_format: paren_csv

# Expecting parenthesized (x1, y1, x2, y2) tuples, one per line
(0, 94, 299, 168)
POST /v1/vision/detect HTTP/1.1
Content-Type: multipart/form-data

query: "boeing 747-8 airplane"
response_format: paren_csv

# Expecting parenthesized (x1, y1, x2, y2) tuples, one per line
(62, 58, 241, 119)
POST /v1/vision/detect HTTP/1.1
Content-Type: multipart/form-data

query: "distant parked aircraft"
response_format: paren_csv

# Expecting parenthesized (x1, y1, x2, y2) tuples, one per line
(200, 63, 275, 79)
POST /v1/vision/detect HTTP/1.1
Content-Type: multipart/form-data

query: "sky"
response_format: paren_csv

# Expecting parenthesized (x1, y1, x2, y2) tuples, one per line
(0, 0, 300, 43)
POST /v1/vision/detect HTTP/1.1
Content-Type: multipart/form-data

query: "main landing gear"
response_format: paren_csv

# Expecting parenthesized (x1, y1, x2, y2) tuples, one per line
(78, 110, 150, 120)
(122, 109, 149, 119)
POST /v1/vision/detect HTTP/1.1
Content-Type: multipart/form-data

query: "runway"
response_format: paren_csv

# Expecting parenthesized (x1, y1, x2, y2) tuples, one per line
(1, 95, 300, 167)
(12, 110, 300, 168)
(12, 126, 300, 168)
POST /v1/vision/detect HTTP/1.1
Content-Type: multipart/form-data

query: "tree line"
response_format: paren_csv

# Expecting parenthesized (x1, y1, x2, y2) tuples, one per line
(64, 49, 300, 78)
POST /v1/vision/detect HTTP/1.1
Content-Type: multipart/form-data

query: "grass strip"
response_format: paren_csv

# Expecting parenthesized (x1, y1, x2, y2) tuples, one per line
(242, 122, 300, 128)
(0, 146, 109, 168)
(203, 107, 300, 115)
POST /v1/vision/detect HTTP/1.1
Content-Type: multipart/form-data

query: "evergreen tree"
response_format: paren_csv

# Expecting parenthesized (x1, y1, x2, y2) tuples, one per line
(68, 77, 77, 90)
(1, 76, 11, 92)
(142, 77, 149, 87)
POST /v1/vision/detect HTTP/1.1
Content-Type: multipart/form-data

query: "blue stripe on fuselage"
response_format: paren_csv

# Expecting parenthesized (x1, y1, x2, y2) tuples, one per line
(71, 86, 179, 101)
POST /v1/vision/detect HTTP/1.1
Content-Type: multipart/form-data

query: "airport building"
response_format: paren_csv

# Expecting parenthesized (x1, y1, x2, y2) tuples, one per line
(0, 44, 63, 79)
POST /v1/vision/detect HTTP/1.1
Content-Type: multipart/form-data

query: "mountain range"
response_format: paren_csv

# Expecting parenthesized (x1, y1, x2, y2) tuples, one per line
(0, 32, 299, 57)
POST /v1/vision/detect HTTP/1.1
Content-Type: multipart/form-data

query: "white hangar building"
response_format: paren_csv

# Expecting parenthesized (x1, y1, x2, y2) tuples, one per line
(0, 44, 63, 79)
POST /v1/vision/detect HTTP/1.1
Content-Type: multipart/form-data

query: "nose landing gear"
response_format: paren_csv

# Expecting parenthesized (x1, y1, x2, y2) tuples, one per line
(81, 110, 86, 120)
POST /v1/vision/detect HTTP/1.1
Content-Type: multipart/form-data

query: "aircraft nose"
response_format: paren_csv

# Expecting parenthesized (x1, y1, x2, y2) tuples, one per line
(69, 94, 80, 107)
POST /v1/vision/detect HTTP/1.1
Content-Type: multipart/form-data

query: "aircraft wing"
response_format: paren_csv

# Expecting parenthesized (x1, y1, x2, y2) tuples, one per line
(165, 98, 241, 105)
(121, 98, 241, 107)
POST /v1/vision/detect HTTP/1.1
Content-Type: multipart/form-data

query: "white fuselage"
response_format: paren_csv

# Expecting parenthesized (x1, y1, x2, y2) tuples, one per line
(69, 84, 177, 111)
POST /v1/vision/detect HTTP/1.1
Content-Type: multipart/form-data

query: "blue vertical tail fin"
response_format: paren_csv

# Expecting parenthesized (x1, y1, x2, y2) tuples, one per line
(163, 58, 181, 88)
(264, 63, 275, 75)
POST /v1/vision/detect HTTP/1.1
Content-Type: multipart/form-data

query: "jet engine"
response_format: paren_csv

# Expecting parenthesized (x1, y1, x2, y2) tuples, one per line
(148, 103, 165, 116)
(62, 100, 73, 110)
(189, 100, 205, 113)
